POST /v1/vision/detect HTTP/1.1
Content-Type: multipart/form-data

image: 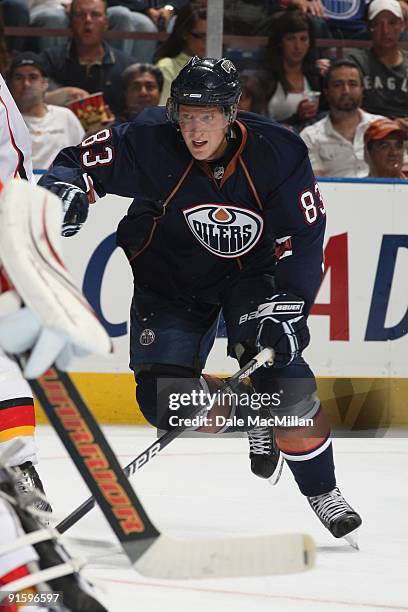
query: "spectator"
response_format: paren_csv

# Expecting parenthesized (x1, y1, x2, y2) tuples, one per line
(0, 0, 29, 52)
(154, 3, 206, 105)
(7, 52, 84, 168)
(364, 117, 406, 177)
(108, 1, 187, 64)
(261, 8, 325, 131)
(347, 0, 408, 129)
(238, 73, 268, 115)
(40, 0, 134, 114)
(223, 1, 331, 73)
(115, 62, 163, 123)
(322, 0, 408, 40)
(28, 1, 185, 58)
(300, 59, 384, 176)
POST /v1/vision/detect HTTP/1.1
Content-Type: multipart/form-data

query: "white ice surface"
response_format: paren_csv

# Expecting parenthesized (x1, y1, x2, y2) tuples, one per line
(35, 426, 408, 612)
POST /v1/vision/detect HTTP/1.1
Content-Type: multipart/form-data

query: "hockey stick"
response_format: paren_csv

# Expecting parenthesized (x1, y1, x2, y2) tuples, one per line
(28, 356, 315, 578)
(56, 347, 276, 534)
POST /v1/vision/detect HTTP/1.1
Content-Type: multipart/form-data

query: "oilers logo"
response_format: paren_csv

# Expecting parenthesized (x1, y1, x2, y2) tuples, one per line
(183, 204, 263, 258)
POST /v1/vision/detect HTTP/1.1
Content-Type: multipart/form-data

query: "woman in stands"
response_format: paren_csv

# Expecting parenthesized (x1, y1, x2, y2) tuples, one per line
(261, 8, 326, 132)
(154, 2, 206, 105)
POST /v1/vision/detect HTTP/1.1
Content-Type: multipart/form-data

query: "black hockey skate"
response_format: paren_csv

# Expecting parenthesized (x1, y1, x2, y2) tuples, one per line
(307, 486, 362, 539)
(14, 461, 52, 514)
(247, 426, 283, 484)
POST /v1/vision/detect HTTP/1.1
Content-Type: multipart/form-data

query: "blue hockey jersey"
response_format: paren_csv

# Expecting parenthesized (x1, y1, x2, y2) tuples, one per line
(39, 108, 326, 311)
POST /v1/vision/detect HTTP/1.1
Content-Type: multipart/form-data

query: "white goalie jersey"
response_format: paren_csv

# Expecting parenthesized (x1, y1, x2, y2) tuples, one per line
(0, 73, 32, 184)
(0, 71, 33, 298)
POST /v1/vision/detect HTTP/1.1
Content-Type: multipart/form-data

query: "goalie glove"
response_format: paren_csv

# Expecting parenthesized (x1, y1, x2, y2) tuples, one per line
(256, 293, 310, 368)
(48, 181, 90, 237)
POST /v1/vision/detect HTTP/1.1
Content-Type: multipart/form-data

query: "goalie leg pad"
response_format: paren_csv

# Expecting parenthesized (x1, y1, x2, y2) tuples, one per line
(0, 470, 107, 610)
(0, 181, 112, 365)
(0, 498, 39, 579)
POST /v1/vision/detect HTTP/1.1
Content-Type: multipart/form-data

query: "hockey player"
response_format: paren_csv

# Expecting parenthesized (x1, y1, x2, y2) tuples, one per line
(0, 179, 112, 610)
(38, 57, 362, 540)
(0, 72, 51, 512)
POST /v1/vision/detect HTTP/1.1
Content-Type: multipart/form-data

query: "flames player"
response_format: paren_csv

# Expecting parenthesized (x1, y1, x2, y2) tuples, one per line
(0, 73, 109, 608)
(0, 72, 50, 512)
(38, 57, 362, 540)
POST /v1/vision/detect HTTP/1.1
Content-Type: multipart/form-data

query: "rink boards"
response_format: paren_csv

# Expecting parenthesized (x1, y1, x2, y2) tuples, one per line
(32, 177, 408, 428)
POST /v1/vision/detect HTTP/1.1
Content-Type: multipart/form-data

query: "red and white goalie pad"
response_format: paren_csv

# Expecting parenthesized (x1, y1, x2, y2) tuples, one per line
(0, 180, 112, 377)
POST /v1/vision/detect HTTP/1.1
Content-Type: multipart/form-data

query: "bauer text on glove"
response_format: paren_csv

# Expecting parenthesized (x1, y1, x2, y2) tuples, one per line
(256, 293, 310, 368)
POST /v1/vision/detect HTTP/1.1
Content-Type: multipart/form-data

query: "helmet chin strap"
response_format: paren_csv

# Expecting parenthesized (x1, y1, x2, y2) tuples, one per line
(226, 126, 236, 141)
(226, 104, 238, 138)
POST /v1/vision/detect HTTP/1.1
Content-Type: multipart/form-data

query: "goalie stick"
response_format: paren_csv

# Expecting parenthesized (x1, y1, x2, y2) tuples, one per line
(56, 347, 281, 534)
(29, 351, 315, 578)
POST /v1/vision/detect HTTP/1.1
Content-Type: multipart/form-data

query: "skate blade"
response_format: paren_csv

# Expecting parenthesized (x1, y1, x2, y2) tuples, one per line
(268, 454, 284, 487)
(343, 530, 359, 550)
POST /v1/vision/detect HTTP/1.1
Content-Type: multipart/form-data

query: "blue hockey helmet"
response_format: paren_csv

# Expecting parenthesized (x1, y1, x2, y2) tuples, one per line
(167, 56, 242, 126)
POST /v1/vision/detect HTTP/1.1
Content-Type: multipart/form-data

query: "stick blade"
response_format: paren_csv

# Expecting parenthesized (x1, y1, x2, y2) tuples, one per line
(134, 533, 315, 579)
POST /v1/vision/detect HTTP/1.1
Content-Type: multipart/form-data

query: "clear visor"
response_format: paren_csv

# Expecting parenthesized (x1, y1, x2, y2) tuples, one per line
(176, 107, 230, 131)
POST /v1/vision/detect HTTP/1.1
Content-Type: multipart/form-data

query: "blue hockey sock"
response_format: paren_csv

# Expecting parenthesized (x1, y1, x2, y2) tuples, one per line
(284, 440, 336, 497)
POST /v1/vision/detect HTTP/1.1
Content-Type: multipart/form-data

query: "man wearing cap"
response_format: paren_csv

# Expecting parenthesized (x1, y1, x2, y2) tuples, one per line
(347, 0, 408, 131)
(8, 52, 85, 170)
(364, 117, 407, 177)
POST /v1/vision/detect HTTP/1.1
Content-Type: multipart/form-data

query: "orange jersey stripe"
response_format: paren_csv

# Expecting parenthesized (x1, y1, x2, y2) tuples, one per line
(0, 425, 35, 442)
(277, 433, 329, 455)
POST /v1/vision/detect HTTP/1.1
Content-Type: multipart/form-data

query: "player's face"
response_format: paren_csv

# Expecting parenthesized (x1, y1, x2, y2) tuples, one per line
(9, 66, 48, 111)
(281, 30, 310, 66)
(325, 66, 363, 112)
(125, 72, 161, 116)
(369, 10, 404, 50)
(368, 137, 405, 177)
(178, 105, 230, 161)
(184, 19, 207, 57)
(71, 0, 108, 44)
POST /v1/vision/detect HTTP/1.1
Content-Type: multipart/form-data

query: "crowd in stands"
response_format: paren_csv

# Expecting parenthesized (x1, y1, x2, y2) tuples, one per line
(1, 0, 407, 178)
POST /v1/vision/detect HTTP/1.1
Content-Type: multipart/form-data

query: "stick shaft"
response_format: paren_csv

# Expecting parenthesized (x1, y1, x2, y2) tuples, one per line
(30, 366, 160, 561)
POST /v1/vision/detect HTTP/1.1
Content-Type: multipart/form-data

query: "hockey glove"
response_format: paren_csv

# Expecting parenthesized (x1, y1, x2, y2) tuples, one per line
(256, 293, 310, 368)
(48, 181, 89, 237)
